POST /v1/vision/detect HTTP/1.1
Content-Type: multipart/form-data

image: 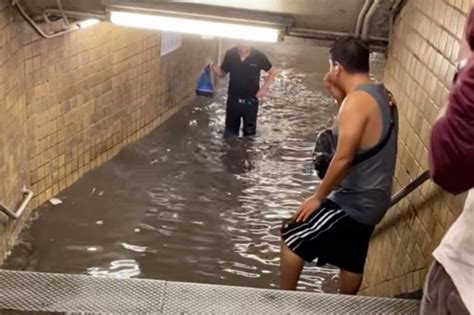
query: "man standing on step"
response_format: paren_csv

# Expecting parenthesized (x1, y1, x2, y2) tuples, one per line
(421, 6, 474, 315)
(280, 38, 398, 295)
(211, 43, 277, 137)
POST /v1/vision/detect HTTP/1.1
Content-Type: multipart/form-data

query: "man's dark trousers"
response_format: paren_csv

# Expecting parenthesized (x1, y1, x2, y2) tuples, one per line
(225, 97, 259, 136)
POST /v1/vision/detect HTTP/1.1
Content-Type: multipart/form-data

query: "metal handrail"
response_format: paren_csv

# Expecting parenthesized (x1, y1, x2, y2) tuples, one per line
(0, 186, 34, 220)
(0, 172, 428, 219)
(390, 170, 430, 207)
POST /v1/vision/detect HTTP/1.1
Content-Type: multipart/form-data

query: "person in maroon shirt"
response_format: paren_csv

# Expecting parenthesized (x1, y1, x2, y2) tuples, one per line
(421, 6, 474, 315)
(429, 10, 474, 193)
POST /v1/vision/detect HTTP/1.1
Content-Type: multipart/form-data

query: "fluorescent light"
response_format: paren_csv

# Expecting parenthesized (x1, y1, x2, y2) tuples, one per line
(110, 11, 279, 42)
(78, 19, 100, 28)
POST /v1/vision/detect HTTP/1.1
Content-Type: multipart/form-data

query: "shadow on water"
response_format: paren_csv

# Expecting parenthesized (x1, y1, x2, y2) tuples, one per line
(4, 41, 384, 293)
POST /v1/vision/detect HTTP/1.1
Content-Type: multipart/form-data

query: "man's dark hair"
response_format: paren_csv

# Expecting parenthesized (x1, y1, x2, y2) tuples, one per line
(329, 37, 370, 74)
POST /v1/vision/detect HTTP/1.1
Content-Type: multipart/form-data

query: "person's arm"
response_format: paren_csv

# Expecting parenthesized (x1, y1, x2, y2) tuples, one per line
(324, 73, 346, 106)
(256, 67, 277, 98)
(429, 18, 474, 194)
(211, 50, 232, 80)
(295, 92, 368, 222)
(429, 58, 474, 194)
(211, 63, 227, 79)
(256, 53, 276, 98)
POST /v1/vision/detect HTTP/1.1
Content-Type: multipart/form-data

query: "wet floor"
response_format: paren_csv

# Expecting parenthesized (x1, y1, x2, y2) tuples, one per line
(4, 40, 384, 293)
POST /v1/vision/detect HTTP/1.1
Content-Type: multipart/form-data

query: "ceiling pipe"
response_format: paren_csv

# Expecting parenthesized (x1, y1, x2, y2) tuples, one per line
(355, 0, 374, 38)
(388, 0, 404, 42)
(288, 27, 387, 43)
(42, 9, 106, 21)
(56, 0, 71, 25)
(13, 0, 102, 39)
(361, 0, 383, 40)
(13, 0, 79, 39)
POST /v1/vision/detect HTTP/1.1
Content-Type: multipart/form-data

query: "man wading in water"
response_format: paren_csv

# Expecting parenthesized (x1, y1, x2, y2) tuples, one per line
(211, 43, 277, 137)
(280, 38, 398, 294)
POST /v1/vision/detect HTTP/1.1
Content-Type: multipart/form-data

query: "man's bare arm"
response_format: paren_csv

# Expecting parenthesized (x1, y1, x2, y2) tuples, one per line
(262, 67, 277, 90)
(296, 92, 368, 222)
(313, 93, 367, 201)
(256, 67, 277, 98)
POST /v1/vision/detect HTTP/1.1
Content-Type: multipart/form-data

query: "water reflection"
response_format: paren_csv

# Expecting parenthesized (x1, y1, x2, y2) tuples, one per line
(88, 259, 141, 279)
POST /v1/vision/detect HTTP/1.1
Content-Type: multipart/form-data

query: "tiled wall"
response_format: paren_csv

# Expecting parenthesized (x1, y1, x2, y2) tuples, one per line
(361, 0, 470, 297)
(0, 1, 216, 260)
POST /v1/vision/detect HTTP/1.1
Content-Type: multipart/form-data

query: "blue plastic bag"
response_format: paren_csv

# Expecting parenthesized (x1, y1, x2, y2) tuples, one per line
(196, 65, 214, 97)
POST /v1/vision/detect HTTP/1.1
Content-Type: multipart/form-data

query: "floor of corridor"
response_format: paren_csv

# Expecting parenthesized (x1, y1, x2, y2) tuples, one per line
(4, 40, 384, 293)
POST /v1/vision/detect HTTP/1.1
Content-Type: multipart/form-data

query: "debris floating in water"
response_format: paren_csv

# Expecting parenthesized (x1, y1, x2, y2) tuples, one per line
(96, 220, 104, 225)
(48, 198, 63, 206)
(90, 187, 104, 196)
(243, 160, 251, 169)
(122, 242, 148, 253)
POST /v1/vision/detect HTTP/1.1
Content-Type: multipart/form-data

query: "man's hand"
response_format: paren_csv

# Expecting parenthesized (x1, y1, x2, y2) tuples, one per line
(256, 87, 269, 98)
(324, 73, 345, 104)
(211, 62, 226, 79)
(256, 68, 277, 99)
(295, 195, 321, 223)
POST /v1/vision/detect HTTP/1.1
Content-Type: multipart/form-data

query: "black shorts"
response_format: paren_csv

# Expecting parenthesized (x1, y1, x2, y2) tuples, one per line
(281, 199, 374, 274)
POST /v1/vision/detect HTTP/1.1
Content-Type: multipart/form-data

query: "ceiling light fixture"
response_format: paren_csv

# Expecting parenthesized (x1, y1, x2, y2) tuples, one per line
(78, 19, 100, 28)
(110, 11, 280, 42)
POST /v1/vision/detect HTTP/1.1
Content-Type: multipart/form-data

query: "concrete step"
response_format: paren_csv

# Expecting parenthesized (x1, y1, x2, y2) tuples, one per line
(0, 270, 419, 314)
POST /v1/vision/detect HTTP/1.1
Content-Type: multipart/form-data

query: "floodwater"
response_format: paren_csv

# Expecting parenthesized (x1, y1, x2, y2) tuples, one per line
(4, 41, 384, 293)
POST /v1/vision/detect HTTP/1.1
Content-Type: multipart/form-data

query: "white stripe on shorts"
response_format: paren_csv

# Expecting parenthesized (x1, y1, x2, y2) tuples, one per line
(299, 209, 344, 239)
(281, 207, 327, 237)
(292, 211, 347, 252)
(286, 209, 342, 247)
(284, 209, 336, 246)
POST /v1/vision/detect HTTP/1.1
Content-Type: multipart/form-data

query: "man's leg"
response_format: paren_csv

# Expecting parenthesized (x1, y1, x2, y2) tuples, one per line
(339, 269, 363, 295)
(242, 99, 259, 136)
(225, 98, 241, 136)
(280, 242, 305, 290)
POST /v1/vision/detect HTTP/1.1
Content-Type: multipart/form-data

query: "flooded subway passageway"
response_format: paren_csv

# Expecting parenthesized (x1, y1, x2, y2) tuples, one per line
(4, 42, 384, 293)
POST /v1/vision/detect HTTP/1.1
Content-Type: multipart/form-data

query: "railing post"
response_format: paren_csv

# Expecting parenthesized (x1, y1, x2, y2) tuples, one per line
(0, 186, 34, 220)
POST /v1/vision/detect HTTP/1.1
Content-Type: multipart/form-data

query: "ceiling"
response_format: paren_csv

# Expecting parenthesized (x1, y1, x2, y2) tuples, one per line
(18, 0, 398, 42)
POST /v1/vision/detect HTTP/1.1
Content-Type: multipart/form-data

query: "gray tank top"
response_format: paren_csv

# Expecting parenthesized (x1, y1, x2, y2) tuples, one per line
(329, 84, 398, 226)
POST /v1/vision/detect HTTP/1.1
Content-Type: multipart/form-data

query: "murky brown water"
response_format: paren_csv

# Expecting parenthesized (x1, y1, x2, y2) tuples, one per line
(4, 41, 384, 293)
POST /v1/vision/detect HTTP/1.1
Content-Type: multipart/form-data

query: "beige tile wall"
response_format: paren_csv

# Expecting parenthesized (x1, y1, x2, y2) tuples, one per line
(0, 1, 216, 261)
(360, 0, 470, 297)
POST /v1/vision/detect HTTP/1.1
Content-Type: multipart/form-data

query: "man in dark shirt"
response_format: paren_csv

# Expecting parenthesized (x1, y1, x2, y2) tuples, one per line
(211, 44, 277, 136)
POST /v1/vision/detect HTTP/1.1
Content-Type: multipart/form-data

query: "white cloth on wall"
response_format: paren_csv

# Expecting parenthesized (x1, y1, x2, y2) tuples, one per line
(160, 32, 183, 56)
